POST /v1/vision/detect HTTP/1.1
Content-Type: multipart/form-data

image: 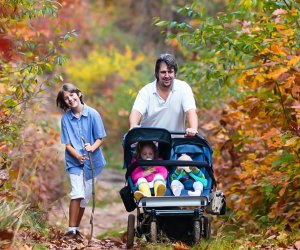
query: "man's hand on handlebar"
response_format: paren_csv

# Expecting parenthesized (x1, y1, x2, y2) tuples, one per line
(185, 128, 198, 137)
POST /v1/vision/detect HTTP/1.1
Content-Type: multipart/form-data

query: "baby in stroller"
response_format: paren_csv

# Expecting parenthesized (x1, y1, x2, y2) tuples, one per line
(170, 154, 208, 196)
(131, 141, 168, 200)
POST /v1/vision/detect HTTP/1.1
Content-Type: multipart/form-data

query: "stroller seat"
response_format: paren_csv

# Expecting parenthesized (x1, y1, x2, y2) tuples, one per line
(168, 142, 214, 198)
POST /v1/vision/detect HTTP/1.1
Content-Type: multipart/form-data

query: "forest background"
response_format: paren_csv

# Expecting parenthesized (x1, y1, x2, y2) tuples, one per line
(0, 0, 300, 249)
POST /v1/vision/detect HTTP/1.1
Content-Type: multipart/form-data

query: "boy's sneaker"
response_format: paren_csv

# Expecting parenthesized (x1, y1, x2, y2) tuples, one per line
(75, 230, 84, 240)
(62, 230, 76, 240)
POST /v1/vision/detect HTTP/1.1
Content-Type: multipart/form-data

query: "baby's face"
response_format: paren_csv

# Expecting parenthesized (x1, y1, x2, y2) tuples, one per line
(140, 146, 154, 160)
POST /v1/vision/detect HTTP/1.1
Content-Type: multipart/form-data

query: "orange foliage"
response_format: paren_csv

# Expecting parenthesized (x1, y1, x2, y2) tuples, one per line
(205, 6, 300, 230)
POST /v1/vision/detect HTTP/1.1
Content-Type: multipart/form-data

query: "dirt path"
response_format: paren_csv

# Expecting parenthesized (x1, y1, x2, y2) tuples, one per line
(48, 168, 131, 239)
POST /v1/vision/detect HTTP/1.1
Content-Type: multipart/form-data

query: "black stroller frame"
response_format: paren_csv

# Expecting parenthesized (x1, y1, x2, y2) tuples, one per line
(121, 127, 219, 248)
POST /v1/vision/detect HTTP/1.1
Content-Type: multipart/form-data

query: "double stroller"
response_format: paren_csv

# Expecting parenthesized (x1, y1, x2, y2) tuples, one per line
(120, 127, 225, 248)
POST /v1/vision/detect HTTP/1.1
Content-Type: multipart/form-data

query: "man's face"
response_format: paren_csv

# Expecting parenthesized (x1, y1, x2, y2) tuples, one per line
(157, 62, 175, 88)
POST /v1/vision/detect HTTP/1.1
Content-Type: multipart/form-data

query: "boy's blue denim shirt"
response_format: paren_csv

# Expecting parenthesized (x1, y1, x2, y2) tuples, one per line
(61, 104, 106, 180)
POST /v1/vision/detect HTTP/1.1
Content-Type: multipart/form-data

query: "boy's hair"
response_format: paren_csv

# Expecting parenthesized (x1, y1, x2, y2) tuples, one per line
(136, 141, 158, 159)
(56, 83, 84, 111)
(155, 53, 178, 80)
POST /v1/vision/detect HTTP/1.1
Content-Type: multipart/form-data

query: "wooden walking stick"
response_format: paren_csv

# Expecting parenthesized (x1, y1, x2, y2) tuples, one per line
(81, 137, 95, 243)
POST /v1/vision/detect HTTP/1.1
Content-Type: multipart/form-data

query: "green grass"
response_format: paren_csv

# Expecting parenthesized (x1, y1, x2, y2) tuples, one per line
(97, 228, 127, 240)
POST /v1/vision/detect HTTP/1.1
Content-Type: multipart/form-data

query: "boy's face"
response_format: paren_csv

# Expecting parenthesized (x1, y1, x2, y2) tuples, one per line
(140, 146, 155, 160)
(63, 90, 81, 109)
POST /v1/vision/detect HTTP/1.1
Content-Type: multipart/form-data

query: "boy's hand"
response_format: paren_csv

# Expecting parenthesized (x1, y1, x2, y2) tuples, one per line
(77, 154, 88, 164)
(84, 143, 94, 152)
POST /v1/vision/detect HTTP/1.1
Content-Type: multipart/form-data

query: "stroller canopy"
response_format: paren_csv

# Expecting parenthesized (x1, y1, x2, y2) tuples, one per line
(123, 127, 172, 169)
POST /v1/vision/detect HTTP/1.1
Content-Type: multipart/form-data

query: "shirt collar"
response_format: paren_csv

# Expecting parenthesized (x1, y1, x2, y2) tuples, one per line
(70, 104, 88, 119)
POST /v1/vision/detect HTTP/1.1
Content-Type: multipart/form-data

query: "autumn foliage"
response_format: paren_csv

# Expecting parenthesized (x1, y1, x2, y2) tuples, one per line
(1, 0, 300, 248)
(217, 5, 299, 230)
(157, 1, 300, 230)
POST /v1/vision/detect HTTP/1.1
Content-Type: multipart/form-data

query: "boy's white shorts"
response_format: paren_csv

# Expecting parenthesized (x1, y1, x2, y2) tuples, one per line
(69, 171, 97, 208)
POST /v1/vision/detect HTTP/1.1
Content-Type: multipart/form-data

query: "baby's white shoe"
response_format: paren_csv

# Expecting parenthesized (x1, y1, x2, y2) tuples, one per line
(172, 187, 182, 196)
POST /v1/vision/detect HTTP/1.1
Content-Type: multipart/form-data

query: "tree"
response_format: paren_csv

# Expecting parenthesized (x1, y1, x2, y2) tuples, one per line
(156, 0, 300, 229)
(0, 1, 76, 242)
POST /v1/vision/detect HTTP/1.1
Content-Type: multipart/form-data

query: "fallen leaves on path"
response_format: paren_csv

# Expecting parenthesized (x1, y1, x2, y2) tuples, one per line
(172, 241, 190, 250)
(10, 226, 135, 250)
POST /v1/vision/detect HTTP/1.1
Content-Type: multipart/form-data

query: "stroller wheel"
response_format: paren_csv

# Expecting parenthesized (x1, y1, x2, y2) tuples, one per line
(202, 216, 211, 239)
(193, 220, 201, 244)
(126, 214, 135, 249)
(150, 221, 157, 243)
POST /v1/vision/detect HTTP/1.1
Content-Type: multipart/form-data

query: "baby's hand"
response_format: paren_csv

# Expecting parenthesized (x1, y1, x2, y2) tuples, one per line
(183, 167, 191, 173)
(144, 168, 154, 176)
(177, 166, 190, 172)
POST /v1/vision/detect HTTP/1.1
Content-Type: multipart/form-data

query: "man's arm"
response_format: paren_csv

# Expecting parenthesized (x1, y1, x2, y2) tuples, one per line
(186, 109, 198, 136)
(129, 109, 142, 129)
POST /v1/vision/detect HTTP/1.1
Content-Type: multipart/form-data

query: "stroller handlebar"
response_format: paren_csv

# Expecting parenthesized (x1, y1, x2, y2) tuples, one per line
(169, 131, 206, 140)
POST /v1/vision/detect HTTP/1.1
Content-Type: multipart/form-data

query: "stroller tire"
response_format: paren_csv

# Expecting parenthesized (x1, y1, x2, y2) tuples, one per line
(202, 216, 211, 239)
(193, 220, 201, 244)
(150, 221, 157, 243)
(126, 214, 135, 249)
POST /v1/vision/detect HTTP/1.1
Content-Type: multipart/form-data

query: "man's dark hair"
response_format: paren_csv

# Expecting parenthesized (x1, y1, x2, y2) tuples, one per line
(155, 53, 178, 80)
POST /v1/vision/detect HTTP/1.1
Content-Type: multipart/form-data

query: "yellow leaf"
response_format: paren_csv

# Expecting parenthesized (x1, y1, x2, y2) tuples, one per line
(261, 47, 271, 54)
(247, 153, 256, 160)
(237, 74, 246, 85)
(287, 56, 300, 66)
(277, 232, 288, 243)
(245, 80, 258, 89)
(284, 137, 299, 147)
(267, 67, 288, 80)
(275, 24, 287, 30)
(254, 74, 265, 84)
(240, 0, 253, 8)
(271, 44, 286, 56)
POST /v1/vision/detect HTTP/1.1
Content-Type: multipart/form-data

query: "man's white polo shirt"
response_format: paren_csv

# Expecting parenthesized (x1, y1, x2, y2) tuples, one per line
(132, 79, 197, 132)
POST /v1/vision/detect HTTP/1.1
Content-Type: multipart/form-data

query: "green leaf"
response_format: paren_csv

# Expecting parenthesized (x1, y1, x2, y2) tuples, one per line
(155, 21, 169, 27)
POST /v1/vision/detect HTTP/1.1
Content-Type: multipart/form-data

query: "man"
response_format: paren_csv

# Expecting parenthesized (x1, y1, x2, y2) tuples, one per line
(129, 53, 198, 136)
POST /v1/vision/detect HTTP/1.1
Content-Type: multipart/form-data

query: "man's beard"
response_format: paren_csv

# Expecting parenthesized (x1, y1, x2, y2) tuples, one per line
(160, 79, 173, 88)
